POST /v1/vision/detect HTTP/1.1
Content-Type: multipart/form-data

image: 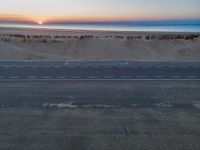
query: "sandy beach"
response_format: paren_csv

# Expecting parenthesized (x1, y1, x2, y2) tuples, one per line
(0, 27, 200, 61)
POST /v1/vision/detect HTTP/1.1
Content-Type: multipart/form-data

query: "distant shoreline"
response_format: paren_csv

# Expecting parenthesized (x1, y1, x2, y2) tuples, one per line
(0, 26, 199, 40)
(0, 25, 200, 35)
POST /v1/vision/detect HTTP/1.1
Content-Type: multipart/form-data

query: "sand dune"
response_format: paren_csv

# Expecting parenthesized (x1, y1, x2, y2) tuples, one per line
(0, 27, 199, 61)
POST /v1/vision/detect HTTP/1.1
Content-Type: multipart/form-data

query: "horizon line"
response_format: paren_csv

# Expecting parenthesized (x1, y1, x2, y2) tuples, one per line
(0, 19, 200, 25)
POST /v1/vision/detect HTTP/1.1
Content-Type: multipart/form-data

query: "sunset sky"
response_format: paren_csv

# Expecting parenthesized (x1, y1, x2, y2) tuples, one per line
(0, 0, 200, 24)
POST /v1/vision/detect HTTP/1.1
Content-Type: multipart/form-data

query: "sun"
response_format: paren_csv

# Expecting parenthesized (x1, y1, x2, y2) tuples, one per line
(38, 21, 43, 25)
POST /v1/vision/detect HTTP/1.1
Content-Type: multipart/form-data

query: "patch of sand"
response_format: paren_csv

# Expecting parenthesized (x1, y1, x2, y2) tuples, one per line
(0, 27, 200, 61)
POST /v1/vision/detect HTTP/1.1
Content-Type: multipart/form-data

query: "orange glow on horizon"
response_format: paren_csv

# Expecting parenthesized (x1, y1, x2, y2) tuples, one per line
(0, 0, 199, 25)
(0, 14, 137, 24)
(0, 13, 199, 24)
(0, 13, 49, 24)
(0, 14, 33, 23)
(37, 21, 43, 25)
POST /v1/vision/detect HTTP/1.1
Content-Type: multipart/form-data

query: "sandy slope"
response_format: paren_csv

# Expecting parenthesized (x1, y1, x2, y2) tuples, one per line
(0, 27, 200, 61)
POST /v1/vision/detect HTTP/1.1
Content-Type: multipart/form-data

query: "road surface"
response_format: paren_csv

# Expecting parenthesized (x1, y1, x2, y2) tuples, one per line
(0, 61, 199, 81)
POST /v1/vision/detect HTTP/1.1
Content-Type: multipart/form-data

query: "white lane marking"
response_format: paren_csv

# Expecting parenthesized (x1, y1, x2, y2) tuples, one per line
(121, 76, 131, 79)
(89, 76, 99, 79)
(187, 76, 197, 79)
(65, 60, 69, 66)
(153, 76, 163, 78)
(57, 76, 66, 79)
(125, 61, 129, 65)
(137, 76, 147, 78)
(170, 76, 180, 78)
(105, 76, 114, 79)
(28, 76, 37, 79)
(10, 76, 19, 79)
(73, 76, 81, 79)
(0, 76, 5, 79)
(42, 76, 52, 79)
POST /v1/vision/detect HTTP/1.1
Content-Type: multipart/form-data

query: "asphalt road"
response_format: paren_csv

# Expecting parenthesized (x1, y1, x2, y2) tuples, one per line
(0, 61, 200, 81)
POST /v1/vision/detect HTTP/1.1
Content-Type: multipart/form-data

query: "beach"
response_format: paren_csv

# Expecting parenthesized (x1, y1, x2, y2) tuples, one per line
(0, 27, 200, 62)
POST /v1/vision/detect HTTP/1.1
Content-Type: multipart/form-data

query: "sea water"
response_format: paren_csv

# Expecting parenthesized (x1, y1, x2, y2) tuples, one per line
(0, 21, 200, 33)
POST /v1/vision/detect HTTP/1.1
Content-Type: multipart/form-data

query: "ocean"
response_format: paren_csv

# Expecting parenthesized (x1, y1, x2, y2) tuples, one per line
(0, 21, 200, 33)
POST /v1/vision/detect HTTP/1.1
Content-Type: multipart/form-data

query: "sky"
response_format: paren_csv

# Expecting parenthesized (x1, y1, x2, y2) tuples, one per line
(0, 0, 200, 24)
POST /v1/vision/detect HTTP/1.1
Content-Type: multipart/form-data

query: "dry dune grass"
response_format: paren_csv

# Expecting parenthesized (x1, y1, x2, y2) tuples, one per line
(0, 27, 200, 61)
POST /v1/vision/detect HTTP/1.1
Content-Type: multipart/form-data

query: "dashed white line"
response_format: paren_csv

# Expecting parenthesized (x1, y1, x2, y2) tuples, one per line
(27, 76, 37, 79)
(0, 77, 5, 79)
(153, 76, 163, 78)
(89, 76, 99, 79)
(105, 76, 114, 79)
(121, 76, 131, 79)
(187, 76, 197, 79)
(73, 76, 81, 79)
(170, 76, 180, 78)
(57, 76, 66, 79)
(137, 76, 147, 78)
(42, 76, 52, 79)
(10, 76, 19, 79)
